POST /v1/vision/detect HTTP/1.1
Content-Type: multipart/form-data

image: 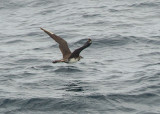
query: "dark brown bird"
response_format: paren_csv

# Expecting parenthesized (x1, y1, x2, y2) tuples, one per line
(40, 28, 92, 63)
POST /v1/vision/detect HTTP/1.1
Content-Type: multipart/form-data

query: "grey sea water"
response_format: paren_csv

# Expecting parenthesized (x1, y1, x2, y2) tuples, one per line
(0, 0, 160, 114)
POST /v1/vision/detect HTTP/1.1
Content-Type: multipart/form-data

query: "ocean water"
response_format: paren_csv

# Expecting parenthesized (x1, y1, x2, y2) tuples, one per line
(0, 0, 160, 113)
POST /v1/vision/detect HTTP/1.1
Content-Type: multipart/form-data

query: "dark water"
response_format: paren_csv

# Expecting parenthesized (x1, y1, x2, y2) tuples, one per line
(0, 0, 160, 114)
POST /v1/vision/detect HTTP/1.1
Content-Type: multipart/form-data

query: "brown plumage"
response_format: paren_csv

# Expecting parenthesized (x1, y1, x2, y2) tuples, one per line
(40, 28, 92, 63)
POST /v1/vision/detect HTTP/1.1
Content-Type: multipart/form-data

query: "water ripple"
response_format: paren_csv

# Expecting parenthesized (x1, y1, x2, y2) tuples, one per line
(54, 66, 82, 73)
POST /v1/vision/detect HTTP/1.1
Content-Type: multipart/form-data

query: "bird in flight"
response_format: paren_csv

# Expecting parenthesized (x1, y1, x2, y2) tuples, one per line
(40, 28, 92, 63)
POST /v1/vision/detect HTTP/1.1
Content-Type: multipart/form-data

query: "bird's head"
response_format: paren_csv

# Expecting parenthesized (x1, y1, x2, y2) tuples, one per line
(88, 38, 92, 44)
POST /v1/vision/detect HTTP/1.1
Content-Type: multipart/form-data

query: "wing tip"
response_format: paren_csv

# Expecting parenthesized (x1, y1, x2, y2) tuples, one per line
(40, 27, 54, 34)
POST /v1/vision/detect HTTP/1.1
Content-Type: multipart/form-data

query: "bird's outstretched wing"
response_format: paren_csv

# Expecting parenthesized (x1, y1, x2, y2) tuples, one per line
(40, 28, 71, 59)
(69, 39, 92, 59)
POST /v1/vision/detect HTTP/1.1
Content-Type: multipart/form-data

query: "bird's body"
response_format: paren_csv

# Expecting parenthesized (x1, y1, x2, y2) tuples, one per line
(40, 28, 92, 63)
(67, 58, 80, 63)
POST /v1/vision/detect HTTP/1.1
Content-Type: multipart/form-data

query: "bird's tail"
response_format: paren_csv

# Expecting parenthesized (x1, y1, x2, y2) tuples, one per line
(52, 59, 65, 63)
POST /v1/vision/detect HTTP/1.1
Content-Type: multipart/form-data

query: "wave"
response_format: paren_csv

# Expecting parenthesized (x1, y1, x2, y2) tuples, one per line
(93, 35, 137, 47)
(0, 97, 87, 112)
(139, 52, 160, 57)
(0, 1, 29, 10)
(141, 38, 160, 45)
(5, 39, 27, 44)
(108, 93, 158, 99)
(109, 8, 132, 13)
(82, 14, 101, 18)
(130, 2, 160, 8)
(86, 92, 159, 101)
(91, 35, 160, 47)
(15, 58, 41, 63)
(1, 92, 159, 113)
(54, 66, 82, 73)
(26, 32, 39, 37)
(37, 65, 54, 70)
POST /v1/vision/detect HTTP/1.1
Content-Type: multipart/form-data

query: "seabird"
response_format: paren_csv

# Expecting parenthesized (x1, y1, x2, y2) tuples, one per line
(40, 28, 92, 63)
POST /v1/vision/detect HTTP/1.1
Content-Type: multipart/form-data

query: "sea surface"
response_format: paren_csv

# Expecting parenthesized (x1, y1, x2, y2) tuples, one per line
(0, 0, 160, 114)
